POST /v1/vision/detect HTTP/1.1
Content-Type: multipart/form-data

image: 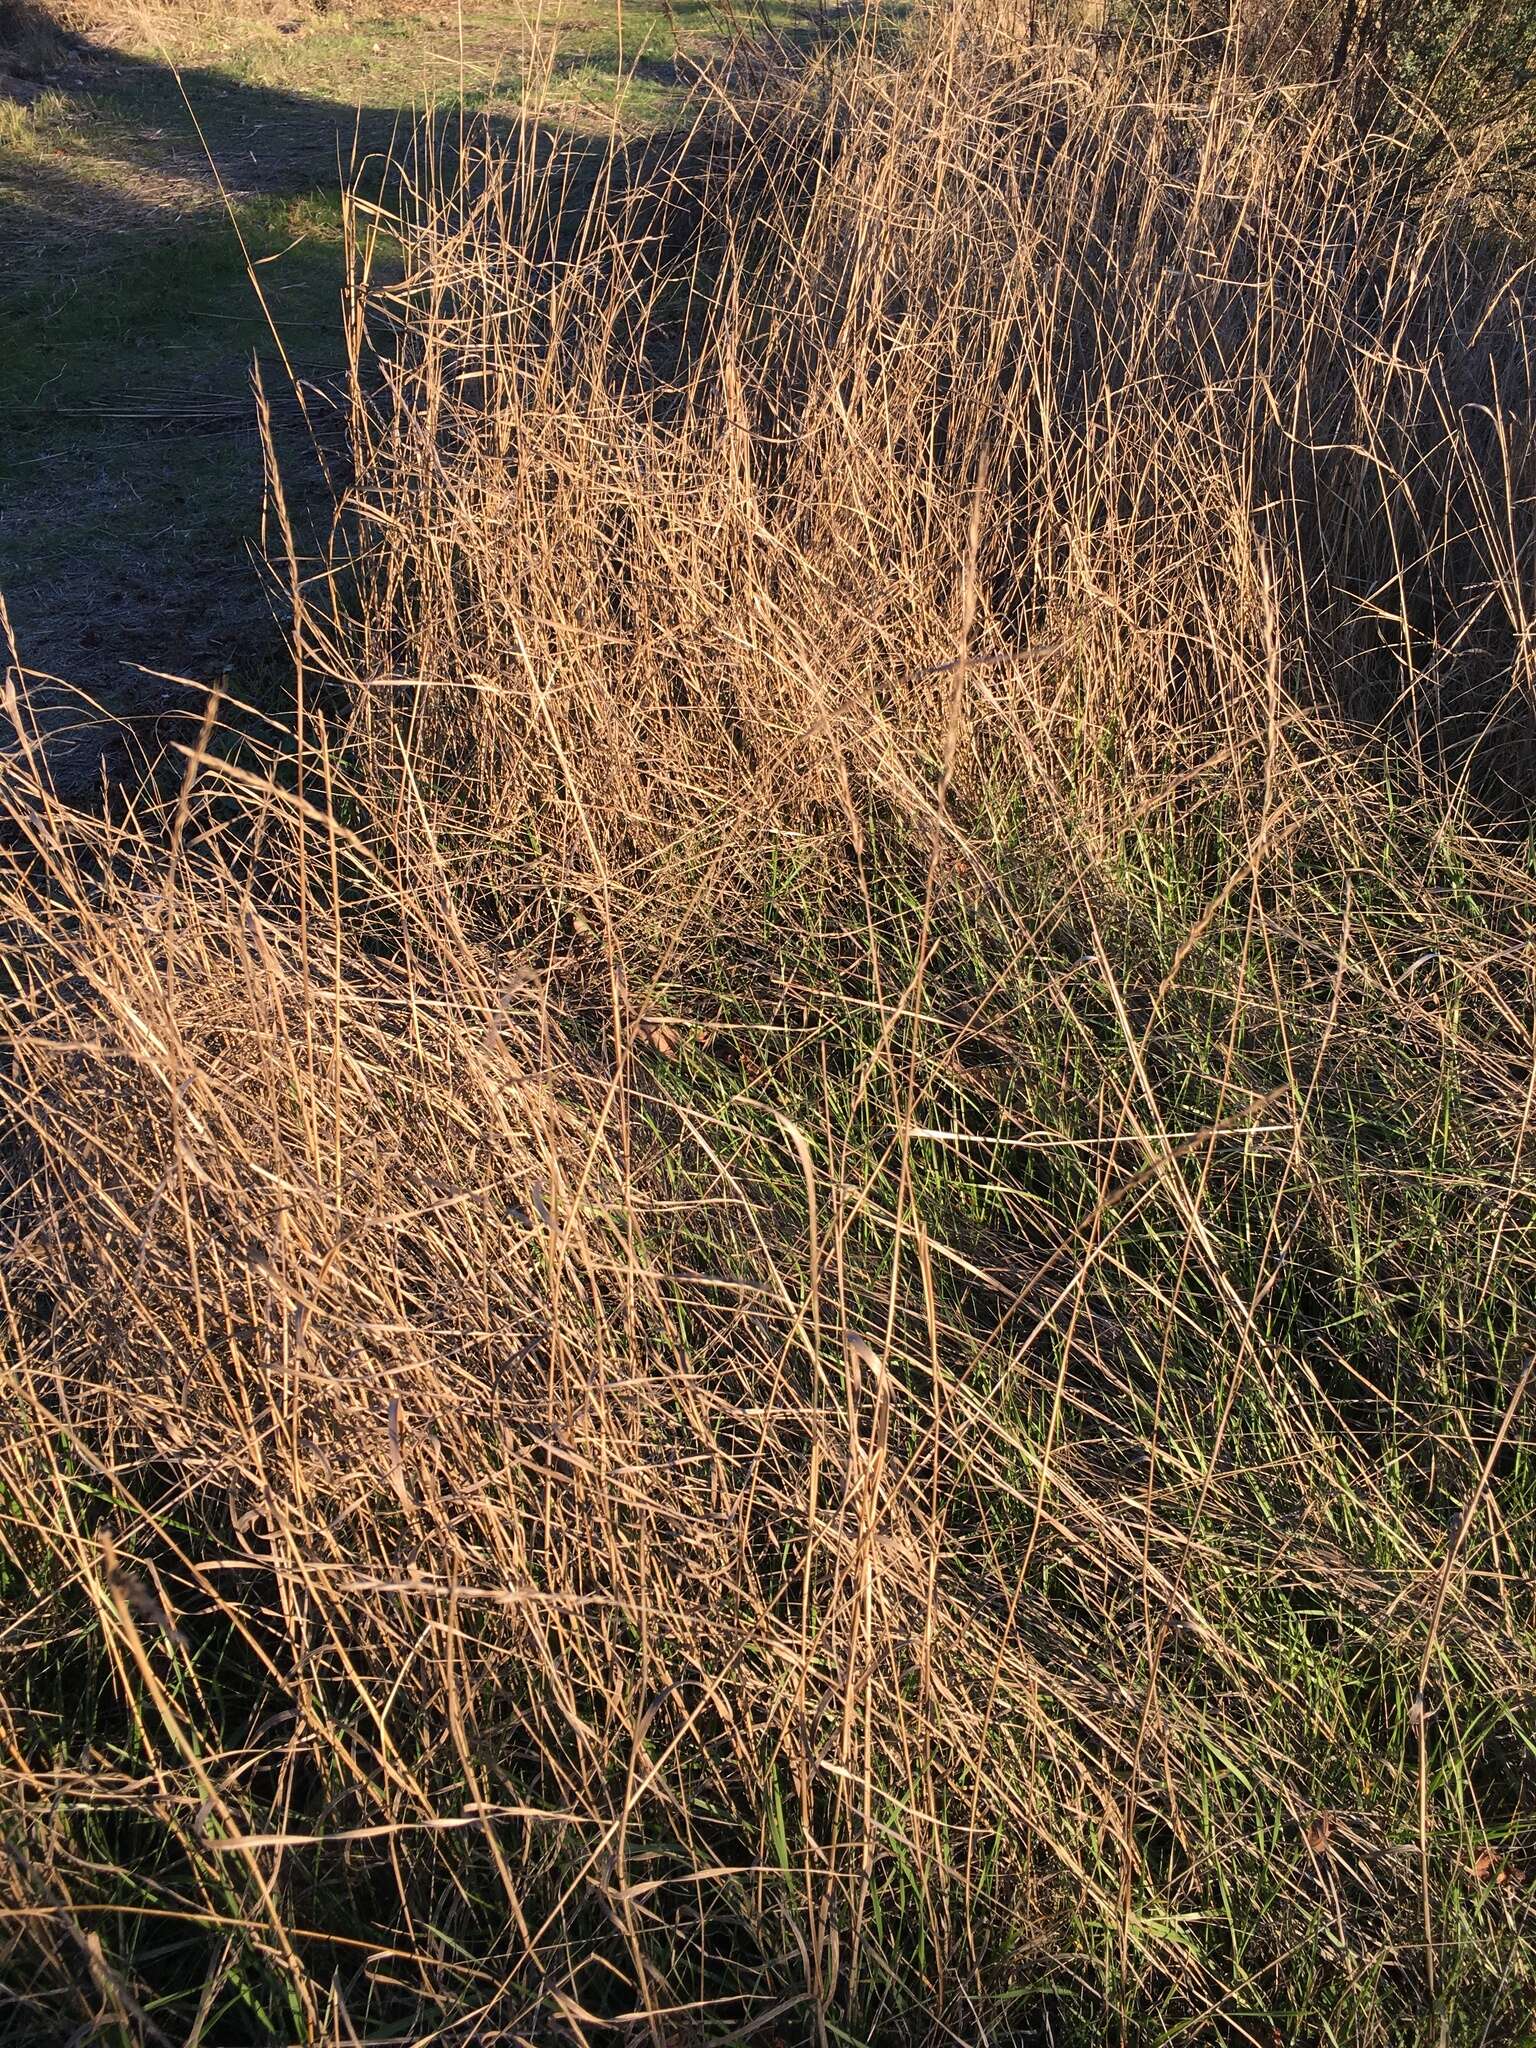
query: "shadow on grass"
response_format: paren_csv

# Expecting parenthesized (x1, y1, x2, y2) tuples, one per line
(0, 17, 698, 785)
(0, 0, 889, 780)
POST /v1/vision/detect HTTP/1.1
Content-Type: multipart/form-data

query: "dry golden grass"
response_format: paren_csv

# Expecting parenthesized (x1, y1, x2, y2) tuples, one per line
(2, 9, 1536, 2042)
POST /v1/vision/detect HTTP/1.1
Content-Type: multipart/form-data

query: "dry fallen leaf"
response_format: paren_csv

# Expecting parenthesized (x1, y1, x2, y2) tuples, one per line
(638, 1018, 681, 1058)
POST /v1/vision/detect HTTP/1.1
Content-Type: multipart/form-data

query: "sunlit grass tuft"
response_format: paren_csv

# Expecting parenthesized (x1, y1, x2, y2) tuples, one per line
(3, 6, 1536, 2042)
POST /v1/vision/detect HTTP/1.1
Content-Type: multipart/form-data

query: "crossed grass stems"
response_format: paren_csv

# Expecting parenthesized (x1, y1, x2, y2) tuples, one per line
(3, 7, 1536, 2041)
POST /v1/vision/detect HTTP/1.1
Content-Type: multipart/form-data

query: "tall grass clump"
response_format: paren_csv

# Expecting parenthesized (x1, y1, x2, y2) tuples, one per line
(3, 9, 1536, 2042)
(1151, 0, 1536, 171)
